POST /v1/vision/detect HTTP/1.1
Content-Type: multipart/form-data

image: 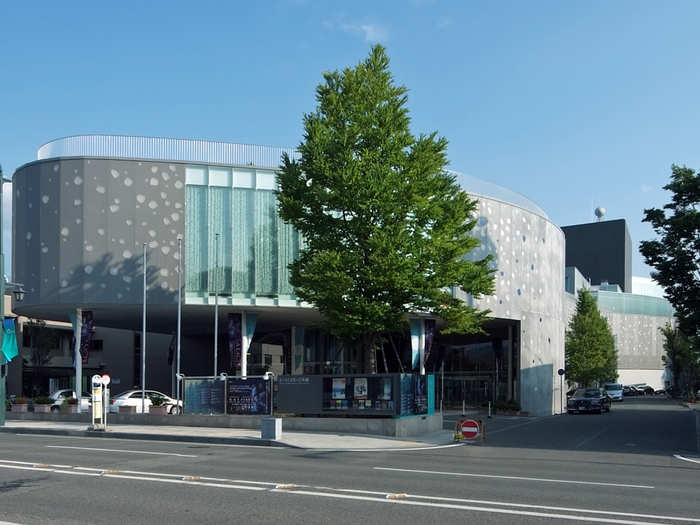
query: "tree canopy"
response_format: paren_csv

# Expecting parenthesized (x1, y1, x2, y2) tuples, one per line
(276, 45, 495, 370)
(565, 290, 617, 386)
(640, 165, 700, 339)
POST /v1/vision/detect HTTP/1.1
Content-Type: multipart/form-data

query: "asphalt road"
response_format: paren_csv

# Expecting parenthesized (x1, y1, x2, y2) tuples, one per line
(0, 398, 697, 525)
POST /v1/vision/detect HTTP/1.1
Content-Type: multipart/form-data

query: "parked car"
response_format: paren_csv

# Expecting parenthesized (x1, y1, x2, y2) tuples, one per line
(567, 388, 611, 414)
(623, 385, 640, 396)
(631, 383, 655, 395)
(109, 390, 182, 414)
(603, 383, 624, 401)
(49, 390, 91, 412)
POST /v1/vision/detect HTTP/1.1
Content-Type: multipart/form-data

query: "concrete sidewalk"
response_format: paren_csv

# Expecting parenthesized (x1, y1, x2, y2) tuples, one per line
(0, 420, 455, 451)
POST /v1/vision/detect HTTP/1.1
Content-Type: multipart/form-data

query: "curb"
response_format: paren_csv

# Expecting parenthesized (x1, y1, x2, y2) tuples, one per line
(0, 426, 299, 448)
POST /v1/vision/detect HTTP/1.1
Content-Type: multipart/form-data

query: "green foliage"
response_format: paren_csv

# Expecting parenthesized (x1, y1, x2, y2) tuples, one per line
(149, 394, 168, 407)
(276, 45, 495, 366)
(63, 397, 78, 405)
(660, 324, 698, 400)
(640, 165, 700, 339)
(565, 290, 617, 386)
(33, 396, 52, 405)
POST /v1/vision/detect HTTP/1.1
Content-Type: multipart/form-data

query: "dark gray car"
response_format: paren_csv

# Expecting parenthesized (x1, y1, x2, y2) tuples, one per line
(567, 388, 611, 414)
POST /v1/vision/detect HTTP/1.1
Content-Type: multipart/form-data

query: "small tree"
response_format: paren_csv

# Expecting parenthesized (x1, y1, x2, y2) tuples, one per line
(277, 46, 495, 372)
(565, 290, 617, 386)
(660, 323, 698, 400)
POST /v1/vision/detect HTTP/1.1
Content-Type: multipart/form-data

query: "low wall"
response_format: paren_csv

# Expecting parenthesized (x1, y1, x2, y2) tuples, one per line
(6, 412, 443, 437)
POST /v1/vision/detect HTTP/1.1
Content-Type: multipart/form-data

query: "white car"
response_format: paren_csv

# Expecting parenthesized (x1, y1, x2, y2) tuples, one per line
(49, 389, 91, 412)
(603, 383, 624, 401)
(109, 390, 182, 414)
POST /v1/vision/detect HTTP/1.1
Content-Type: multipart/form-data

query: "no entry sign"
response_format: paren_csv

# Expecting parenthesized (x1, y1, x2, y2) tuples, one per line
(454, 419, 483, 441)
(461, 419, 480, 439)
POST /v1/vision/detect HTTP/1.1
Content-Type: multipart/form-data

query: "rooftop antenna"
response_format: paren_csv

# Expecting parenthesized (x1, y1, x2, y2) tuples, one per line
(594, 206, 606, 222)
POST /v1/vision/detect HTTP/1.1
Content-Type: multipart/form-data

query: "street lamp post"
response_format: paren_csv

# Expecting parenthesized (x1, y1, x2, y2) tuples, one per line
(141, 242, 147, 414)
(213, 233, 219, 376)
(176, 236, 182, 410)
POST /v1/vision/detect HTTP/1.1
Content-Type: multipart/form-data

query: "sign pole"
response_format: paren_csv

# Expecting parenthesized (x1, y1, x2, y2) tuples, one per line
(176, 236, 182, 411)
(142, 243, 147, 415)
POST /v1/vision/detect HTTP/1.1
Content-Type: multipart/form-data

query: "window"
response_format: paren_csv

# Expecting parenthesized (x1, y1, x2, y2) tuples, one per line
(129, 392, 143, 399)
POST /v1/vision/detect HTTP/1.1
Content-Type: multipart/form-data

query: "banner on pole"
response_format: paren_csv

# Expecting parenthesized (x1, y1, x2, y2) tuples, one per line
(228, 313, 242, 372)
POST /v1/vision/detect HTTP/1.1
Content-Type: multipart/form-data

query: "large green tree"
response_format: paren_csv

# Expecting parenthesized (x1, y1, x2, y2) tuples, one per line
(640, 165, 700, 397)
(276, 45, 495, 372)
(565, 290, 617, 386)
(640, 165, 700, 339)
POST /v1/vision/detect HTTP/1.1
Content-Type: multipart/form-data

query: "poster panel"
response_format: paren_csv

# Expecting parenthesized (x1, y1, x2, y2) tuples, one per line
(183, 379, 226, 414)
(353, 378, 368, 399)
(332, 378, 346, 400)
(226, 377, 271, 415)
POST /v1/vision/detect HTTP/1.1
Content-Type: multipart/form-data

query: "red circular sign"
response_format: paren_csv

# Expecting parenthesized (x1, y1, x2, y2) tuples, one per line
(461, 419, 480, 439)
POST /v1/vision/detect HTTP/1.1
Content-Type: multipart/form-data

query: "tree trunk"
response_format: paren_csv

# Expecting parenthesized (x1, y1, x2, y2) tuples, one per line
(363, 333, 378, 374)
(388, 332, 405, 373)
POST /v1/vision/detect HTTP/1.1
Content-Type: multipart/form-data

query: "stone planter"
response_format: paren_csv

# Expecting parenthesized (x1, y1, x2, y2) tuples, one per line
(33, 404, 52, 414)
(119, 405, 137, 414)
(12, 404, 28, 413)
(61, 405, 78, 414)
(149, 406, 168, 416)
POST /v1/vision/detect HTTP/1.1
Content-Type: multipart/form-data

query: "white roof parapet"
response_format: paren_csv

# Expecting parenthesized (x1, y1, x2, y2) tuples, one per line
(37, 135, 548, 219)
(38, 134, 299, 170)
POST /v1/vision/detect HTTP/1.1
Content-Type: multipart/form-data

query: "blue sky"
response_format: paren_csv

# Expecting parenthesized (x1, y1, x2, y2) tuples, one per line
(2, 0, 699, 279)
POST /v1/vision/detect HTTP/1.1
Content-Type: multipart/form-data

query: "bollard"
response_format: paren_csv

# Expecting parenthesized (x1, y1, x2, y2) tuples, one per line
(488, 401, 492, 418)
(462, 399, 465, 415)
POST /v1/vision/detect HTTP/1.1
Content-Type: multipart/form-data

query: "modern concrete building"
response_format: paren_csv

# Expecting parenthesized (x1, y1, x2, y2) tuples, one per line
(11, 135, 565, 415)
(562, 219, 674, 391)
(562, 219, 632, 292)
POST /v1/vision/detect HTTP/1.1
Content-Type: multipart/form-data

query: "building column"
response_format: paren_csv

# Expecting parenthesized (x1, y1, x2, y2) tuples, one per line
(72, 308, 82, 411)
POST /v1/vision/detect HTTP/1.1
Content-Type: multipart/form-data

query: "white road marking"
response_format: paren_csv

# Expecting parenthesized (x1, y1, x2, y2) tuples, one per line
(0, 459, 694, 525)
(407, 493, 700, 523)
(673, 454, 700, 465)
(372, 467, 655, 489)
(278, 489, 671, 525)
(45, 445, 197, 458)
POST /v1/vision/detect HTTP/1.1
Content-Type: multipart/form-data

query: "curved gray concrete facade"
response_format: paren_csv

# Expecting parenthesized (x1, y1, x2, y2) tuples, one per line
(462, 196, 566, 415)
(14, 157, 186, 310)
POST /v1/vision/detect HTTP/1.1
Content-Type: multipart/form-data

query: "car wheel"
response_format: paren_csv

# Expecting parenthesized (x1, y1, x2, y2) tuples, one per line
(169, 405, 182, 415)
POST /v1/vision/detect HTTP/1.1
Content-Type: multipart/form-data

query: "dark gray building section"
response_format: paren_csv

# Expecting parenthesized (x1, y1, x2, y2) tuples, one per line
(561, 219, 632, 292)
(13, 157, 186, 325)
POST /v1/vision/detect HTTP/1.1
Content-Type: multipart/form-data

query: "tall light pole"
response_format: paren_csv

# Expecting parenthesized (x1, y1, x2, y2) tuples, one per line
(176, 235, 182, 409)
(213, 233, 219, 376)
(141, 242, 147, 414)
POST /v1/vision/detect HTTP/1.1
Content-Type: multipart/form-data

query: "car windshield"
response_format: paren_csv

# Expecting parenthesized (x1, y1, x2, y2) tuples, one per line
(584, 389, 601, 397)
(605, 384, 622, 390)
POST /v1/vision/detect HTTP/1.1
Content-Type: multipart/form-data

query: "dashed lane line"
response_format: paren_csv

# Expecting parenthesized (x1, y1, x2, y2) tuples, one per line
(373, 466, 655, 489)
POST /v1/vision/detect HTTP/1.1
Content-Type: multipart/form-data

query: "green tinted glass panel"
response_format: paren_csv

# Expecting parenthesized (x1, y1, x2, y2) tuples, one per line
(185, 181, 300, 299)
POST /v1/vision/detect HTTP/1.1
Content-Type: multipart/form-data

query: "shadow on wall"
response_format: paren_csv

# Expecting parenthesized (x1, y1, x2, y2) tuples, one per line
(49, 252, 178, 305)
(520, 363, 553, 417)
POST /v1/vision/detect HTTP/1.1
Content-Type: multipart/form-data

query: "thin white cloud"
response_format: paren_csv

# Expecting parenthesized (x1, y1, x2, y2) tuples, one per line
(436, 16, 453, 29)
(338, 22, 389, 43)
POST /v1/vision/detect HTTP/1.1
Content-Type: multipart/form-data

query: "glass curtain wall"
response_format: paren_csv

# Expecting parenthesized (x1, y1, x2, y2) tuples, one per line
(185, 166, 301, 300)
